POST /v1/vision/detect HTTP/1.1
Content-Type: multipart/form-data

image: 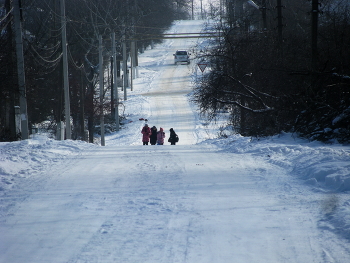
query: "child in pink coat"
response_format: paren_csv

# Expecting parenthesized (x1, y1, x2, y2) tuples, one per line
(157, 127, 165, 145)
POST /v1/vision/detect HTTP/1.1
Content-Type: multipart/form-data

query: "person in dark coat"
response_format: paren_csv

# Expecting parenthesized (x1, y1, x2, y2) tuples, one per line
(141, 124, 151, 145)
(150, 126, 158, 145)
(168, 128, 179, 145)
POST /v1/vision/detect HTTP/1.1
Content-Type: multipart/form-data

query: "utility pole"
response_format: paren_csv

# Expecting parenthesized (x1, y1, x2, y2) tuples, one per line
(132, 0, 139, 80)
(110, 55, 114, 117)
(60, 0, 71, 139)
(13, 0, 29, 139)
(122, 39, 128, 100)
(130, 42, 133, 92)
(99, 35, 105, 146)
(123, 2, 129, 100)
(192, 0, 194, 20)
(112, 32, 119, 131)
(5, 0, 16, 140)
(79, 68, 85, 140)
(131, 41, 136, 91)
(87, 66, 94, 143)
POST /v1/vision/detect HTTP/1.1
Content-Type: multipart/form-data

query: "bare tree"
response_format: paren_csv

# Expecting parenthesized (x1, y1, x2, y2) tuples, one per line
(0, 0, 183, 142)
(192, 0, 350, 142)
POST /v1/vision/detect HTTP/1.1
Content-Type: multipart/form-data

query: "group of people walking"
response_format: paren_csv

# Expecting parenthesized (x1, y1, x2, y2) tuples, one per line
(141, 124, 179, 145)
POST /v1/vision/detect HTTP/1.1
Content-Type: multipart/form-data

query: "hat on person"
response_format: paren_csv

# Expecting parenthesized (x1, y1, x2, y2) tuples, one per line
(145, 124, 148, 127)
(160, 127, 163, 132)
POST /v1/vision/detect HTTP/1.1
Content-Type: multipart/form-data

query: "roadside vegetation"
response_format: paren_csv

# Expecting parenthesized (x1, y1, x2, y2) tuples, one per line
(2, 0, 349, 144)
(0, 0, 192, 141)
(192, 0, 350, 143)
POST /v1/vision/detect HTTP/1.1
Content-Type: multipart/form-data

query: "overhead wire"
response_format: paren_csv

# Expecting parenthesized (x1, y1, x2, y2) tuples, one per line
(29, 43, 62, 63)
(68, 45, 84, 70)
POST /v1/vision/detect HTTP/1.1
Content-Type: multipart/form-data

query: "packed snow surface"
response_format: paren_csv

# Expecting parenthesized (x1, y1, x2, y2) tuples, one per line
(1, 20, 350, 263)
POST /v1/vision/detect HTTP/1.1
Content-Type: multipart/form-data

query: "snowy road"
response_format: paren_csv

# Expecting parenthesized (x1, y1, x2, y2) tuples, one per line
(140, 21, 199, 145)
(2, 144, 348, 262)
(1, 20, 349, 263)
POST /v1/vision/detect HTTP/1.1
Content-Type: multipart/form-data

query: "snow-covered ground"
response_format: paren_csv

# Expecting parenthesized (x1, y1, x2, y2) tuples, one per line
(1, 20, 350, 263)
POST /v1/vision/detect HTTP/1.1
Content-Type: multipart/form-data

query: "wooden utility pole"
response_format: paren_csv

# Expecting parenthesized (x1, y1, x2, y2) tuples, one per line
(130, 42, 133, 92)
(87, 67, 94, 144)
(79, 68, 85, 140)
(110, 55, 114, 117)
(122, 39, 128, 100)
(13, 0, 29, 139)
(112, 32, 119, 131)
(4, 0, 16, 140)
(99, 35, 105, 146)
(192, 0, 194, 20)
(60, 0, 71, 139)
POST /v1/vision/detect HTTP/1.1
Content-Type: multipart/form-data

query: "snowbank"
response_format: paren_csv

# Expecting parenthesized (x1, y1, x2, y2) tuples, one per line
(204, 132, 350, 192)
(0, 135, 93, 196)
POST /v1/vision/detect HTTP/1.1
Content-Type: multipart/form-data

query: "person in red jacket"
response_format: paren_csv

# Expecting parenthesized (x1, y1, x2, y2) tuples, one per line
(141, 124, 151, 145)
